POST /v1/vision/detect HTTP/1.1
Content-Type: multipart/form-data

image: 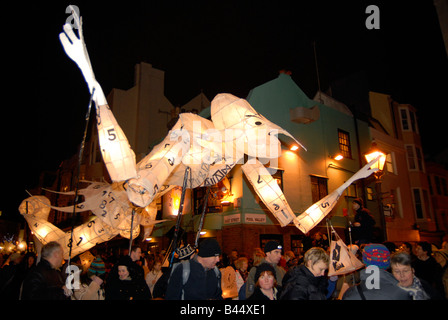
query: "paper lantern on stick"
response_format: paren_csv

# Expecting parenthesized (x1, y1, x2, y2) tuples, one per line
(294, 156, 381, 234)
(328, 229, 364, 276)
(242, 159, 296, 227)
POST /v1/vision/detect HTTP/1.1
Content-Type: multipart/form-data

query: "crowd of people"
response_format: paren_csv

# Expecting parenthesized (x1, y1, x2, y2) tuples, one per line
(0, 236, 447, 301)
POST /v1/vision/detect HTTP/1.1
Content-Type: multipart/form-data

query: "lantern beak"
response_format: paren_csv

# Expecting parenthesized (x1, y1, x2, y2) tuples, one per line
(268, 125, 307, 152)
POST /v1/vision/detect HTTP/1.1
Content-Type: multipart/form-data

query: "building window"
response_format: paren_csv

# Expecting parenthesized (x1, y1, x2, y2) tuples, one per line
(399, 107, 419, 133)
(435, 176, 448, 196)
(385, 152, 397, 174)
(310, 175, 328, 203)
(415, 147, 424, 171)
(366, 187, 374, 201)
(413, 188, 424, 219)
(443, 177, 448, 196)
(338, 129, 352, 159)
(267, 167, 284, 191)
(412, 188, 431, 220)
(405, 145, 424, 172)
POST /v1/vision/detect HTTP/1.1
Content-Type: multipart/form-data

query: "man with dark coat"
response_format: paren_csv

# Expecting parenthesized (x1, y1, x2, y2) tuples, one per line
(21, 241, 70, 300)
(352, 198, 376, 244)
(165, 238, 222, 300)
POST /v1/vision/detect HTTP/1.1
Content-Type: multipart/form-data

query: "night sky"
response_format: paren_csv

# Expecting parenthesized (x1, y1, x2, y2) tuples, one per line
(2, 1, 447, 222)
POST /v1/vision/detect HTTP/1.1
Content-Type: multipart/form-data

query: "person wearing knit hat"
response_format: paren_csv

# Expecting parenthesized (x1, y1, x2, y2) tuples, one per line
(246, 241, 286, 299)
(248, 263, 279, 300)
(342, 244, 411, 300)
(198, 238, 221, 258)
(362, 243, 390, 269)
(165, 238, 223, 300)
(88, 256, 106, 278)
(176, 244, 196, 260)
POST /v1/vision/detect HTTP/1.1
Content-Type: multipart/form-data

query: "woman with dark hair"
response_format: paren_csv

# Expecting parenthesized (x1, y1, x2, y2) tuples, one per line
(105, 255, 151, 300)
(413, 241, 444, 294)
(247, 263, 280, 300)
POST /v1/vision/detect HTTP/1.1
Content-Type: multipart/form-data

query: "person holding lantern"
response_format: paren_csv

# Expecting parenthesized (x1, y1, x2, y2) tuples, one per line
(351, 198, 376, 245)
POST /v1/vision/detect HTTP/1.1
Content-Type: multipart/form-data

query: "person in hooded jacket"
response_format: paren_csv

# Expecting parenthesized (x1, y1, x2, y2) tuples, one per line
(280, 247, 330, 300)
(342, 244, 411, 300)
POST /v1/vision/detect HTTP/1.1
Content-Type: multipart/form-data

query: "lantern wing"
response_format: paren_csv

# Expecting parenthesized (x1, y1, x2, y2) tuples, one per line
(242, 159, 296, 227)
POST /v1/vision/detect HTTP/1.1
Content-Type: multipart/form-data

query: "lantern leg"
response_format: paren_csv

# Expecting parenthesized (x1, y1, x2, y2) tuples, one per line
(194, 187, 211, 248)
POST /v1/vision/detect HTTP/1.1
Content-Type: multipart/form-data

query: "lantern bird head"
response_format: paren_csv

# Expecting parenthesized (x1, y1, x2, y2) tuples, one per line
(211, 93, 306, 159)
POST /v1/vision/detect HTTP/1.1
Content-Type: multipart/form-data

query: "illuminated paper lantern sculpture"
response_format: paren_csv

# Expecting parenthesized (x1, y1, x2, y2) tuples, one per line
(211, 93, 306, 159)
(19, 196, 66, 244)
(21, 6, 320, 260)
(19, 196, 118, 259)
(19, 180, 166, 259)
(220, 266, 238, 299)
(79, 251, 95, 272)
(59, 7, 137, 182)
(293, 156, 381, 234)
(328, 229, 364, 276)
(242, 160, 296, 227)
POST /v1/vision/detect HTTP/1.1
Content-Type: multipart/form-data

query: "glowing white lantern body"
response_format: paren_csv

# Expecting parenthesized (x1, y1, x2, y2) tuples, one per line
(242, 159, 296, 227)
(96, 104, 137, 181)
(294, 157, 381, 234)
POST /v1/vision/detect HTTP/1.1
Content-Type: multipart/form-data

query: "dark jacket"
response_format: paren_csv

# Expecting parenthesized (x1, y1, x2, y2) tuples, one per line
(105, 276, 151, 300)
(247, 286, 280, 300)
(279, 264, 328, 300)
(413, 256, 444, 294)
(21, 259, 69, 300)
(353, 207, 375, 244)
(165, 257, 222, 300)
(342, 268, 411, 300)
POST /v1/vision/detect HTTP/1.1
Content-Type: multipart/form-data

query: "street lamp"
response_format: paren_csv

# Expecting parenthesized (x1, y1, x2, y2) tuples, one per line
(365, 146, 386, 175)
(364, 143, 387, 241)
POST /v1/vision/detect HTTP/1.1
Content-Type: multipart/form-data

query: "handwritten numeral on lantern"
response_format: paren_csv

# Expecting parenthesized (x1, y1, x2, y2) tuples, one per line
(321, 202, 330, 208)
(107, 128, 117, 141)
